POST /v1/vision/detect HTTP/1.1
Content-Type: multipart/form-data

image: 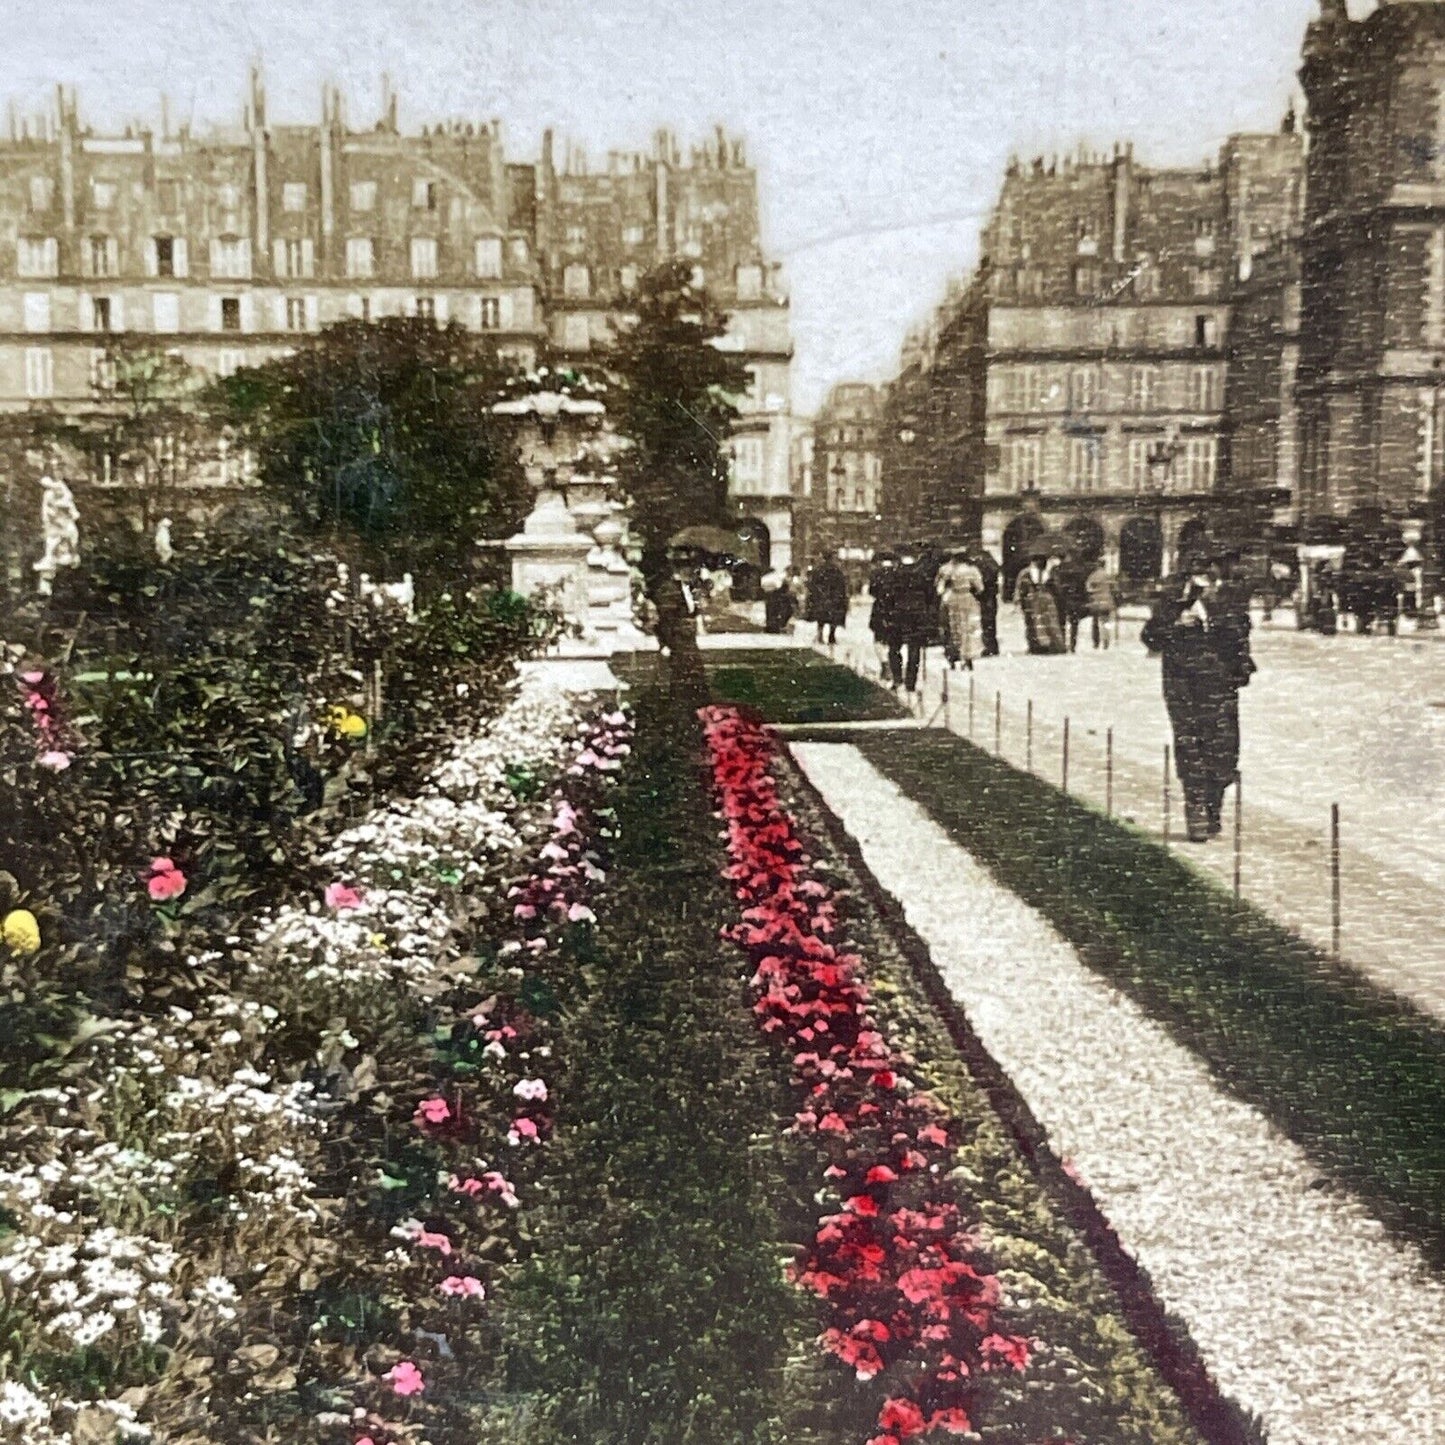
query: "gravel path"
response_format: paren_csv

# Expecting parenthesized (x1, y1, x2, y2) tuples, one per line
(793, 740, 1445, 1445)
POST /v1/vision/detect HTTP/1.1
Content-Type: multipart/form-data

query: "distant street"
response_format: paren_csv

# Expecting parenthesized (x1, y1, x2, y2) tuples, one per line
(822, 600, 1445, 1020)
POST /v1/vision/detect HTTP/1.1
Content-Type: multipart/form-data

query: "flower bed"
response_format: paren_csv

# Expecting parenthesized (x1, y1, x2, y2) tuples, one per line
(700, 705, 1205, 1445)
(0, 671, 622, 1445)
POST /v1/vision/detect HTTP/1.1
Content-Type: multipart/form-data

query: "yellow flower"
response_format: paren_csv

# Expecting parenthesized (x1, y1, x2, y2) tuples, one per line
(327, 705, 350, 729)
(339, 713, 368, 739)
(369, 932, 387, 949)
(2, 909, 41, 956)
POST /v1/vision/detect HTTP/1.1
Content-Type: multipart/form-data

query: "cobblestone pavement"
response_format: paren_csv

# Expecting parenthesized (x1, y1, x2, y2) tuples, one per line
(817, 601, 1445, 1022)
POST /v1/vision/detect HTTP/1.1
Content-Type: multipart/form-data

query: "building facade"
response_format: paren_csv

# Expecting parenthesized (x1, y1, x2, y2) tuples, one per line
(1298, 0, 1445, 538)
(0, 74, 795, 560)
(808, 382, 884, 561)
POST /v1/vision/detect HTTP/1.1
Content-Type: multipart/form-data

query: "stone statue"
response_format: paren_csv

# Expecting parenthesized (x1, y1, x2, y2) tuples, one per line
(154, 516, 174, 566)
(34, 475, 80, 597)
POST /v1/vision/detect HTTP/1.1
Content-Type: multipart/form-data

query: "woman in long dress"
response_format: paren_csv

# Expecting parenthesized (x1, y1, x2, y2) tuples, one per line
(1016, 549, 1066, 654)
(936, 551, 984, 668)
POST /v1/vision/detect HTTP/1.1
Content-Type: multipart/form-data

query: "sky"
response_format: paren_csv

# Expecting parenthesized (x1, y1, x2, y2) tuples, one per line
(2, 0, 1371, 412)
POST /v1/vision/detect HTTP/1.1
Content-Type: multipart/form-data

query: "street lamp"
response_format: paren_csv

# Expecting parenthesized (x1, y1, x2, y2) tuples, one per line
(1147, 432, 1180, 575)
(1421, 358, 1444, 629)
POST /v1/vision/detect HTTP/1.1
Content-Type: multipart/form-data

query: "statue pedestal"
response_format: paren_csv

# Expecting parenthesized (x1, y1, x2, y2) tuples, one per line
(505, 487, 593, 626)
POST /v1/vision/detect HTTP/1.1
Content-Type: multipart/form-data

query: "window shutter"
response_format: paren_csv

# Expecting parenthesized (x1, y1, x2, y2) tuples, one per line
(346, 293, 363, 320)
(301, 238, 315, 278)
(173, 238, 189, 278)
(272, 295, 288, 330)
(80, 242, 93, 279)
(106, 237, 119, 275)
(404, 294, 417, 318)
(304, 294, 319, 330)
(434, 294, 449, 324)
(499, 293, 514, 329)
(272, 238, 287, 278)
(77, 291, 93, 332)
(240, 294, 255, 333)
(145, 238, 159, 278)
(208, 294, 222, 332)
(111, 295, 125, 332)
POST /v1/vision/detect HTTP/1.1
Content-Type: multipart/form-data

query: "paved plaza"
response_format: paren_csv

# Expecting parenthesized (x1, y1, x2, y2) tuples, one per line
(815, 601, 1445, 1021)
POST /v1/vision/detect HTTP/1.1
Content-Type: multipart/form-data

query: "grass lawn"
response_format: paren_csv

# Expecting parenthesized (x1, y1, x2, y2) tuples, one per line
(853, 727, 1445, 1268)
(704, 647, 907, 725)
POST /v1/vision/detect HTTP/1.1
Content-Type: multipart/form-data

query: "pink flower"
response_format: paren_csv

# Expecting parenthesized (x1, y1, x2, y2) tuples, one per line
(438, 1274, 486, 1299)
(384, 1360, 425, 1396)
(482, 1170, 520, 1207)
(414, 1097, 452, 1127)
(512, 1078, 548, 1102)
(415, 1228, 453, 1255)
(325, 882, 364, 911)
(19, 671, 44, 685)
(507, 1116, 539, 1146)
(567, 903, 596, 925)
(36, 750, 72, 772)
(147, 861, 187, 902)
(449, 1174, 484, 1197)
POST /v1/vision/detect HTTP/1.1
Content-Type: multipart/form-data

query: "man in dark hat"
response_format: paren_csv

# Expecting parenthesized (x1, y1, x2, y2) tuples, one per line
(1142, 538, 1256, 843)
(886, 545, 937, 694)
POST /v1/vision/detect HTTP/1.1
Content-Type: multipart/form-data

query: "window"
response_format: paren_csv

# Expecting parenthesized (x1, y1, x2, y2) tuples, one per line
(562, 313, 590, 350)
(87, 235, 118, 277)
(1191, 267, 1220, 297)
(157, 178, 183, 215)
(410, 236, 438, 279)
(211, 236, 252, 279)
(622, 224, 645, 247)
(1068, 435, 1101, 492)
(1128, 365, 1159, 411)
(1007, 366, 1042, 412)
(346, 294, 372, 322)
(221, 297, 242, 332)
(92, 296, 113, 332)
(620, 264, 639, 294)
(510, 237, 530, 265)
(217, 183, 241, 211)
(1074, 264, 1099, 297)
(479, 297, 502, 330)
(1181, 437, 1219, 493)
(1134, 264, 1160, 300)
(217, 348, 246, 378)
(29, 176, 53, 212)
(1128, 437, 1153, 491)
(23, 293, 51, 333)
(565, 224, 587, 247)
(274, 237, 314, 279)
(474, 236, 503, 279)
(90, 180, 116, 210)
(1070, 368, 1098, 412)
(346, 236, 375, 279)
(563, 263, 591, 299)
(412, 178, 438, 211)
(153, 292, 180, 333)
(732, 437, 765, 485)
(24, 347, 53, 399)
(736, 264, 763, 300)
(1191, 366, 1220, 412)
(285, 296, 307, 331)
(1002, 437, 1041, 493)
(1195, 314, 1218, 348)
(1016, 267, 1043, 299)
(282, 182, 307, 213)
(350, 181, 377, 212)
(152, 235, 174, 278)
(89, 349, 116, 392)
(415, 295, 436, 322)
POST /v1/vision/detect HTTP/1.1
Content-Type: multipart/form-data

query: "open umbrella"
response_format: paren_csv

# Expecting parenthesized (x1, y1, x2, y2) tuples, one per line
(669, 524, 762, 567)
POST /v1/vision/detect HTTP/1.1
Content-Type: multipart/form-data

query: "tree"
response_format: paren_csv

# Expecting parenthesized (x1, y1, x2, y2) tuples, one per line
(607, 261, 749, 584)
(211, 318, 528, 587)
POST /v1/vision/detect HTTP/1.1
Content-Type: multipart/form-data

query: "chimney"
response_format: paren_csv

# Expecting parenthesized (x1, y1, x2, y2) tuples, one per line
(490, 119, 507, 229)
(655, 132, 672, 262)
(250, 66, 270, 270)
(57, 85, 75, 234)
(320, 84, 336, 262)
(1111, 146, 1131, 263)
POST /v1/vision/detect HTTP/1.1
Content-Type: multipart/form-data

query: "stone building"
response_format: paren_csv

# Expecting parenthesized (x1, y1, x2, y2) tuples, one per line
(0, 73, 795, 561)
(1297, 0, 1445, 540)
(808, 381, 885, 562)
(534, 128, 796, 566)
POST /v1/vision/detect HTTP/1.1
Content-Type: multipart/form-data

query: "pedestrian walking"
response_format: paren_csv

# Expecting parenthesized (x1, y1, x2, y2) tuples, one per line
(936, 549, 984, 670)
(1084, 558, 1116, 649)
(868, 552, 900, 678)
(1055, 552, 1091, 652)
(805, 553, 849, 646)
(888, 548, 936, 694)
(761, 565, 797, 634)
(972, 545, 1001, 656)
(1141, 541, 1256, 844)
(1017, 547, 1067, 654)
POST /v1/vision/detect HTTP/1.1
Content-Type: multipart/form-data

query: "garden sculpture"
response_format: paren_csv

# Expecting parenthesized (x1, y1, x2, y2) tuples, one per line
(34, 474, 80, 597)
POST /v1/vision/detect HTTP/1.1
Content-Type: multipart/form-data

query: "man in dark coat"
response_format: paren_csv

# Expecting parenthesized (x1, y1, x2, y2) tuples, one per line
(1054, 553, 1091, 653)
(887, 549, 936, 694)
(805, 554, 850, 645)
(1142, 543, 1256, 843)
(971, 545, 1001, 657)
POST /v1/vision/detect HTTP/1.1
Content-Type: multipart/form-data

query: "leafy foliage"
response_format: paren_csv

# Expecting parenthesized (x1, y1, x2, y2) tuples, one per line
(211, 319, 530, 583)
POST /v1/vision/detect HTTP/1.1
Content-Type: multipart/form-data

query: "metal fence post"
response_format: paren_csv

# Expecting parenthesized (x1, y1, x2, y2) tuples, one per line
(1233, 772, 1243, 899)
(1331, 803, 1342, 961)
(1026, 699, 1034, 773)
(1106, 727, 1114, 818)
(995, 691, 1002, 757)
(1162, 744, 1171, 845)
(968, 671, 976, 739)
(1062, 716, 1070, 793)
